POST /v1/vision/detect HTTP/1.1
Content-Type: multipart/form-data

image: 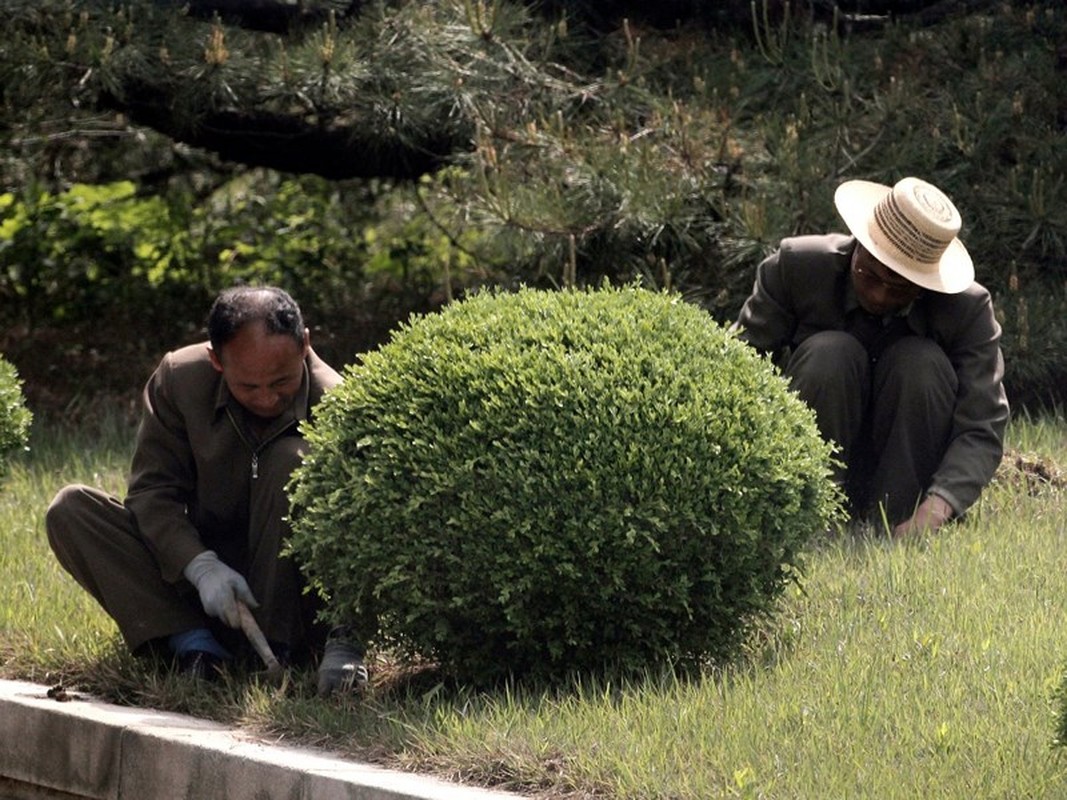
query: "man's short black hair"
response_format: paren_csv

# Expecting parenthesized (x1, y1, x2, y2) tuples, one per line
(207, 286, 305, 352)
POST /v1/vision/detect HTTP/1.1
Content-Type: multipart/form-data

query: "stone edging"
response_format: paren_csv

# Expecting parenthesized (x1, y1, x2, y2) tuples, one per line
(0, 679, 522, 800)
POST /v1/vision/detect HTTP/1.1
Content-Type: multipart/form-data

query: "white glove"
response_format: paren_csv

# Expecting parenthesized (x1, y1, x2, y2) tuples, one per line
(182, 551, 258, 629)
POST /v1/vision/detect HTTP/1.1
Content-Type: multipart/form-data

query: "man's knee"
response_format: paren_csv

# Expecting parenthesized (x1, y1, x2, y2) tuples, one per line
(46, 484, 130, 551)
(786, 331, 868, 387)
(46, 484, 104, 569)
(876, 338, 956, 396)
(46, 484, 93, 541)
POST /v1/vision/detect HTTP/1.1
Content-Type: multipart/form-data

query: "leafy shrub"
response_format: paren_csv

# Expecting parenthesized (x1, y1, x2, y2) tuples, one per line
(0, 177, 375, 334)
(1056, 669, 1067, 748)
(288, 285, 841, 685)
(0, 356, 31, 477)
(0, 182, 181, 329)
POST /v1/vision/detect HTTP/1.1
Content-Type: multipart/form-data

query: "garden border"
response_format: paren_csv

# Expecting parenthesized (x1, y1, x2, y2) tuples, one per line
(0, 679, 522, 800)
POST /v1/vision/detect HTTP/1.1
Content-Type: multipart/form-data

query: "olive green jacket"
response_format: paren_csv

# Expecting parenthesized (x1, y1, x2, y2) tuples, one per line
(124, 341, 341, 582)
(734, 233, 1009, 515)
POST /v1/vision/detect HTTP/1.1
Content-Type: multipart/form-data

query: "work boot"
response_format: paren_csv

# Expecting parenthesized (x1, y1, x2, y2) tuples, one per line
(316, 627, 368, 697)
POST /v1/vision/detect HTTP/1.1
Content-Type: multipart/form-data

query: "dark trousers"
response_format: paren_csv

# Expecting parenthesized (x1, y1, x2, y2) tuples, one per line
(45, 436, 324, 656)
(785, 331, 957, 524)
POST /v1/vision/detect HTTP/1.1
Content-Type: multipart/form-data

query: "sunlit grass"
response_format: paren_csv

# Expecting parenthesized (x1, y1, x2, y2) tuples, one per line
(389, 429, 1067, 798)
(0, 416, 130, 677)
(2, 410, 1065, 798)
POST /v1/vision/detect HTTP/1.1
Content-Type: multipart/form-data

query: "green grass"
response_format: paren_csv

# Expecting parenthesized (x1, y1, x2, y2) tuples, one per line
(0, 415, 130, 675)
(2, 411, 1066, 798)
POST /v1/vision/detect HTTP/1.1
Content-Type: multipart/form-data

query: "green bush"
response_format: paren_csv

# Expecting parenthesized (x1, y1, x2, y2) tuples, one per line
(1056, 669, 1067, 748)
(0, 356, 31, 477)
(289, 285, 842, 686)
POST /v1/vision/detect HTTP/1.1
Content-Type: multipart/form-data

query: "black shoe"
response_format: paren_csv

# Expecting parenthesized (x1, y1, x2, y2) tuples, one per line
(177, 650, 225, 681)
(317, 627, 368, 696)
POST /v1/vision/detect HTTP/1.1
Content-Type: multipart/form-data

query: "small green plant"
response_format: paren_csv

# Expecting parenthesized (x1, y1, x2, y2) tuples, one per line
(1056, 665, 1067, 748)
(0, 356, 31, 477)
(288, 284, 841, 686)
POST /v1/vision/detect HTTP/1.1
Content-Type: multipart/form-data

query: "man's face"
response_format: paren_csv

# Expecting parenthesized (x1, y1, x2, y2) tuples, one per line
(209, 322, 309, 421)
(850, 244, 922, 316)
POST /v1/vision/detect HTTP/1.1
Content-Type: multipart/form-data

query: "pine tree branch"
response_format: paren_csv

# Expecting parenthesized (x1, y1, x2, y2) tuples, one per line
(155, 0, 361, 33)
(118, 97, 462, 179)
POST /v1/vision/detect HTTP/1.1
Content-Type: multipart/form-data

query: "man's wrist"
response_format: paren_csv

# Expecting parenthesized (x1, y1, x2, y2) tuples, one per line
(182, 550, 219, 585)
(924, 492, 955, 524)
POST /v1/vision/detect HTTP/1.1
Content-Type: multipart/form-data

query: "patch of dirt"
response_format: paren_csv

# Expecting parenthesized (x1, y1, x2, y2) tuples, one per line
(994, 447, 1067, 495)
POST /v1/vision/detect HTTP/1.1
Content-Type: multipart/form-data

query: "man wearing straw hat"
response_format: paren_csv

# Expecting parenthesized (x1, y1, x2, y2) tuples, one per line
(734, 177, 1009, 537)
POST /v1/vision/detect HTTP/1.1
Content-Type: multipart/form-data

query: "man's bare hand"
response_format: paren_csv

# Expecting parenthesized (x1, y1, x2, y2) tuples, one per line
(892, 494, 954, 538)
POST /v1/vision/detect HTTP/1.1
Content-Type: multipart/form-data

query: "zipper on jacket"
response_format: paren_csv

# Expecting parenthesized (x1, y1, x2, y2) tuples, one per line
(226, 407, 291, 481)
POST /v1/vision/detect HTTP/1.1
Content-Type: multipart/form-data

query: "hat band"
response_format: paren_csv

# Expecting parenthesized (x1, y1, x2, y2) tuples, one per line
(871, 192, 948, 266)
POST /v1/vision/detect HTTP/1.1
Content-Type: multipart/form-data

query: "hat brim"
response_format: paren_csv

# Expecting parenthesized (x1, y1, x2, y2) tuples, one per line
(834, 180, 974, 294)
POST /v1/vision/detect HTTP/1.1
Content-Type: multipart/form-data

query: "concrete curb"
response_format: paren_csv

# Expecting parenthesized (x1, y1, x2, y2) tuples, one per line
(0, 679, 524, 800)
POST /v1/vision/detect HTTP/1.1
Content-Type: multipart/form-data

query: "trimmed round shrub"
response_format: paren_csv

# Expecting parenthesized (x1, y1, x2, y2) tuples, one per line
(1054, 651, 1067, 748)
(0, 356, 31, 478)
(287, 285, 840, 685)
(1053, 665, 1067, 752)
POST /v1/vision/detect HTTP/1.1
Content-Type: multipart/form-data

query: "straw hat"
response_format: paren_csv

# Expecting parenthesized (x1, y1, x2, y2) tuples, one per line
(834, 177, 974, 294)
